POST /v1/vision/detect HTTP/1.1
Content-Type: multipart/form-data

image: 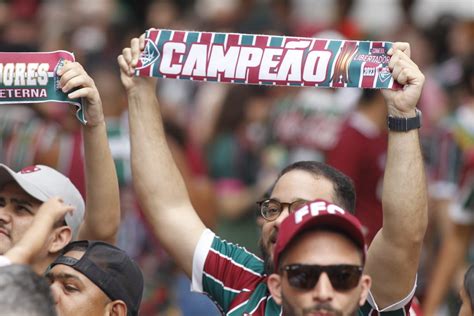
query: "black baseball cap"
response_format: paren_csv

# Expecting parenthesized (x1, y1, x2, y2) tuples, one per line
(49, 240, 144, 316)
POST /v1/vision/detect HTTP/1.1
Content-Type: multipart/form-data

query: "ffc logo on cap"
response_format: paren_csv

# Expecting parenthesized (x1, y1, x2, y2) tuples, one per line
(294, 200, 346, 224)
(20, 165, 41, 174)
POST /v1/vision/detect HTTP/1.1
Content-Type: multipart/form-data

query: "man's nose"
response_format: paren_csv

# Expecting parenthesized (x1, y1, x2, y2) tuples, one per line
(311, 272, 335, 303)
(0, 204, 12, 224)
(49, 282, 60, 305)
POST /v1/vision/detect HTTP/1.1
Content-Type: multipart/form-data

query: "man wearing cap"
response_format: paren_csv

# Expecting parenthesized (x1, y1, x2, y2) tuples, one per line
(46, 240, 144, 316)
(0, 62, 120, 273)
(267, 199, 371, 315)
(120, 38, 426, 315)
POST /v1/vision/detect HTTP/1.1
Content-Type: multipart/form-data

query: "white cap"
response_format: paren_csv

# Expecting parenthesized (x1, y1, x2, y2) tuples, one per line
(0, 164, 85, 239)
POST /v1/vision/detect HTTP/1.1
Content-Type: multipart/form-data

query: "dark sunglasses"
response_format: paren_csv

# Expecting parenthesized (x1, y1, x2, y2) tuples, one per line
(282, 264, 363, 291)
(256, 199, 309, 221)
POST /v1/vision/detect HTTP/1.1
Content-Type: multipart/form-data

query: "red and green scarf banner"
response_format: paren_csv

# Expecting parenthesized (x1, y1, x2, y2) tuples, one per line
(0, 51, 85, 124)
(136, 29, 400, 89)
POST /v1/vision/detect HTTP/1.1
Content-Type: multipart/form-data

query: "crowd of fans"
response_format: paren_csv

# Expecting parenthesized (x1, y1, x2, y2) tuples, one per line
(0, 0, 472, 315)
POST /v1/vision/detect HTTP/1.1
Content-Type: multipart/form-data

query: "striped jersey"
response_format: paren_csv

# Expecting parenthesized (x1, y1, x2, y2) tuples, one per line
(192, 229, 415, 315)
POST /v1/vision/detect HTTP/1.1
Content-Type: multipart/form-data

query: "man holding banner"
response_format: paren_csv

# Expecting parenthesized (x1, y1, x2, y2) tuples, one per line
(119, 31, 426, 315)
(0, 60, 120, 273)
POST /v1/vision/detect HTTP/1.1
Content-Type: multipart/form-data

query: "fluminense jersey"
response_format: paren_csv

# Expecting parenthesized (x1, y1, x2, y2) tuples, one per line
(192, 229, 416, 316)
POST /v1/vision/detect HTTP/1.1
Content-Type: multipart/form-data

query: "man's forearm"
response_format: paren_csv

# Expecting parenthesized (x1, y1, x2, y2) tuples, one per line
(367, 127, 428, 307)
(383, 130, 427, 244)
(80, 122, 120, 243)
(127, 83, 205, 276)
(127, 85, 191, 208)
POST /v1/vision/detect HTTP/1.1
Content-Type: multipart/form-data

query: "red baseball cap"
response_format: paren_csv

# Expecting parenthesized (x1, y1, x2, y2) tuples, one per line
(273, 199, 367, 269)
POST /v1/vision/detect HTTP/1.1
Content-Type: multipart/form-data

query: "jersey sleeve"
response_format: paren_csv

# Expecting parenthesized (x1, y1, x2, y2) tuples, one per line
(191, 229, 265, 312)
(362, 276, 416, 315)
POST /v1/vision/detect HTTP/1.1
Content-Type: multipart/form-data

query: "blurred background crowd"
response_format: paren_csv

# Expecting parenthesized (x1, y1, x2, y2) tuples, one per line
(0, 0, 472, 315)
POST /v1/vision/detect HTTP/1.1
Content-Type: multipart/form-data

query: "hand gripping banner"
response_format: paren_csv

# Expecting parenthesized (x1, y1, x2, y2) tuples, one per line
(135, 29, 400, 89)
(0, 51, 86, 124)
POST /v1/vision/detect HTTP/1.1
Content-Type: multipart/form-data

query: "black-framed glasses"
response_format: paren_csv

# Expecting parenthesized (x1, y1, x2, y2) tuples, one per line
(282, 264, 363, 291)
(256, 199, 308, 221)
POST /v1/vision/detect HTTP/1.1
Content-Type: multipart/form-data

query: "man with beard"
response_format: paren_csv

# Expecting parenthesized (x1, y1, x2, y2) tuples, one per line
(119, 37, 426, 315)
(267, 199, 371, 316)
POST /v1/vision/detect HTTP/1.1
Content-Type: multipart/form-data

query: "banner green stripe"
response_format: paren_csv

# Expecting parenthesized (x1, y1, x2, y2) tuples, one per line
(347, 41, 367, 88)
(214, 33, 226, 44)
(269, 36, 283, 47)
(241, 35, 254, 45)
(0, 81, 84, 122)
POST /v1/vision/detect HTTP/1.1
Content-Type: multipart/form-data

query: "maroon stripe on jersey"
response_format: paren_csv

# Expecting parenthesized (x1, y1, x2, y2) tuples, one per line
(227, 291, 252, 312)
(204, 249, 264, 292)
(228, 292, 269, 316)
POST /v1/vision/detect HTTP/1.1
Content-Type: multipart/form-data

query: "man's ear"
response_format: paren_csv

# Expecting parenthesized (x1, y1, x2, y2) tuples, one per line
(48, 226, 72, 254)
(108, 300, 127, 316)
(358, 275, 372, 306)
(267, 273, 283, 305)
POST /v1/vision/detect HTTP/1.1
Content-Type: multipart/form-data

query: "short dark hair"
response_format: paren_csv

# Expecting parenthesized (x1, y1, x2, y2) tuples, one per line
(464, 264, 474, 311)
(0, 264, 56, 316)
(274, 161, 356, 214)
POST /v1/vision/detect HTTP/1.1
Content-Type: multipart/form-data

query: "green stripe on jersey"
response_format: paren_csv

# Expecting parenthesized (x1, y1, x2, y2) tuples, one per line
(211, 236, 265, 275)
(202, 272, 238, 312)
(223, 283, 281, 316)
(202, 236, 265, 312)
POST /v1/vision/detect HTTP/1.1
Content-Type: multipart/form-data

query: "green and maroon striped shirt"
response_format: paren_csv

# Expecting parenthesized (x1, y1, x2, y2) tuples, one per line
(192, 229, 416, 315)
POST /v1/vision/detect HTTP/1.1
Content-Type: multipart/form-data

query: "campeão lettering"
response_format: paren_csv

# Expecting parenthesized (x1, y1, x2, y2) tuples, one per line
(159, 42, 332, 83)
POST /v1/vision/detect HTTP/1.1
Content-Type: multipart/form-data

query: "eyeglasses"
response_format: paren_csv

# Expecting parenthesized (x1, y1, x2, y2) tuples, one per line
(282, 264, 363, 291)
(256, 199, 308, 221)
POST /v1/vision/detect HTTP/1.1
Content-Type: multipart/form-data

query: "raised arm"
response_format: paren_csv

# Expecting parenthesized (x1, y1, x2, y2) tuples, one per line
(118, 36, 206, 277)
(58, 62, 120, 244)
(365, 42, 428, 308)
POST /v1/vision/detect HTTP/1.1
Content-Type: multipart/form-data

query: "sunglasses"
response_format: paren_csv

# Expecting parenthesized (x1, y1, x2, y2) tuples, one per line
(282, 264, 363, 291)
